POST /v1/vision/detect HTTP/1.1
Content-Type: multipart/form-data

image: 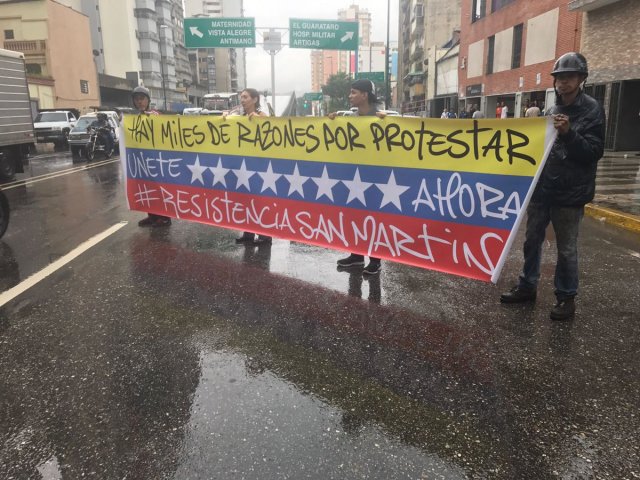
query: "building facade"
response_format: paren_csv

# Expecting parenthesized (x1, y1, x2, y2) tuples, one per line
(184, 0, 247, 96)
(397, 0, 462, 115)
(0, 0, 99, 112)
(54, 0, 193, 110)
(458, 0, 582, 119)
(570, 0, 640, 151)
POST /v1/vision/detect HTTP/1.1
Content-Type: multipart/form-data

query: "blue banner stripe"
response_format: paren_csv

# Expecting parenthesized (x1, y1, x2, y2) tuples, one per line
(124, 148, 531, 230)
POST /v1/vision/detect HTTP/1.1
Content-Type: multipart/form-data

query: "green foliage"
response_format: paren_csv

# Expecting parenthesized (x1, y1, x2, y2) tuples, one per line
(321, 72, 351, 113)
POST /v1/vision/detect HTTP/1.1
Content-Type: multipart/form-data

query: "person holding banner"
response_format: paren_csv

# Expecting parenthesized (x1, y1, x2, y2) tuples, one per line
(234, 88, 272, 246)
(500, 52, 605, 321)
(329, 79, 385, 276)
(133, 86, 172, 228)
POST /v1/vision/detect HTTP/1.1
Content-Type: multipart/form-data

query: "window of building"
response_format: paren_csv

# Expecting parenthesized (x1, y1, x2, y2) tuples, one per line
(4, 29, 14, 40)
(26, 63, 42, 75)
(472, 0, 486, 22)
(80, 80, 89, 94)
(512, 23, 523, 69)
(486, 35, 495, 74)
(492, 0, 516, 12)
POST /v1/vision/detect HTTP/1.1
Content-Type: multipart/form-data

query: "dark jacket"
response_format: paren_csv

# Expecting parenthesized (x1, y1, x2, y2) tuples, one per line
(533, 91, 605, 206)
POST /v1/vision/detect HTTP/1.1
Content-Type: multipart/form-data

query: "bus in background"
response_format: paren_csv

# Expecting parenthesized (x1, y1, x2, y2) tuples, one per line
(202, 92, 240, 115)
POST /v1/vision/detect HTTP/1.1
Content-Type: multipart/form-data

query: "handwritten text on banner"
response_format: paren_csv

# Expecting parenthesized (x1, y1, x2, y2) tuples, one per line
(121, 115, 556, 282)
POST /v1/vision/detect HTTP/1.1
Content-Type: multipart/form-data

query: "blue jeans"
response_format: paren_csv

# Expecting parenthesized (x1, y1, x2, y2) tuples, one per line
(518, 202, 584, 300)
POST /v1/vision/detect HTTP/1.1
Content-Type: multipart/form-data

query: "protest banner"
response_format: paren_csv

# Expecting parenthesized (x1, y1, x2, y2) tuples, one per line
(121, 115, 555, 282)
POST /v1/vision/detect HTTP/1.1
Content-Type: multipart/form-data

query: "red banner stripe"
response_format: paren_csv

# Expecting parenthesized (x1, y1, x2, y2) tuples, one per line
(128, 179, 509, 281)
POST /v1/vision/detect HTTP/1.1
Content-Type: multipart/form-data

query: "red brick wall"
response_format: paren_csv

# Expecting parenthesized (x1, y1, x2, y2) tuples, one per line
(581, 0, 640, 83)
(459, 0, 582, 97)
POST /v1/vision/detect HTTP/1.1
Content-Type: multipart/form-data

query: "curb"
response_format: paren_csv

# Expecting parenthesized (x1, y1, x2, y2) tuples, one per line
(585, 204, 640, 234)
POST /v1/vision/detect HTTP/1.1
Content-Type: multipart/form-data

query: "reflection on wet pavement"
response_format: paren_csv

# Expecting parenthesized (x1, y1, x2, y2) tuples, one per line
(0, 214, 639, 478)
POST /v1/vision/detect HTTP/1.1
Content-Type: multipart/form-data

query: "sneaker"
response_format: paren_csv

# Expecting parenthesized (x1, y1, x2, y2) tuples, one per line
(235, 234, 255, 244)
(151, 216, 171, 227)
(500, 285, 537, 303)
(253, 236, 272, 245)
(337, 254, 365, 267)
(550, 298, 575, 321)
(362, 261, 381, 276)
(138, 216, 154, 227)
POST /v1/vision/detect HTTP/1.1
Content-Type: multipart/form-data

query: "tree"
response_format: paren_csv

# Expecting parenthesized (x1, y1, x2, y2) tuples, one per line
(321, 72, 351, 113)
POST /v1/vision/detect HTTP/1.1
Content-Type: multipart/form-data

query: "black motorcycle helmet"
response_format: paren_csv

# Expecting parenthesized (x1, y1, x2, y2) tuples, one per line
(551, 52, 588, 79)
(97, 112, 108, 121)
(132, 85, 151, 102)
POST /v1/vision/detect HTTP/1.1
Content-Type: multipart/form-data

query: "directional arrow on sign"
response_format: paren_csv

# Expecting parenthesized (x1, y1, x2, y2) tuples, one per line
(189, 26, 203, 38)
(341, 31, 354, 43)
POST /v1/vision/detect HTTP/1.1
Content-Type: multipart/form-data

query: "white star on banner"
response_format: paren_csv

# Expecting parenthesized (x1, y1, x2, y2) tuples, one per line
(187, 155, 207, 185)
(232, 159, 255, 191)
(376, 170, 410, 211)
(342, 168, 373, 206)
(312, 166, 339, 202)
(258, 161, 281, 194)
(283, 163, 309, 198)
(209, 156, 230, 188)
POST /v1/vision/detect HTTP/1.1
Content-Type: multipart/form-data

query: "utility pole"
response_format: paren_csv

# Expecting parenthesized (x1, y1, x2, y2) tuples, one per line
(262, 29, 282, 114)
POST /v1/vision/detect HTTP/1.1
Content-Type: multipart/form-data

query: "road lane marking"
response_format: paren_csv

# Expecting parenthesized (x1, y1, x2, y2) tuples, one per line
(1, 159, 119, 190)
(0, 221, 128, 308)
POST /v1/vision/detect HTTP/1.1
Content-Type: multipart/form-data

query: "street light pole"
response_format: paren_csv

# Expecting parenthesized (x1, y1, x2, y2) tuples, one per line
(160, 25, 169, 111)
(385, 0, 392, 109)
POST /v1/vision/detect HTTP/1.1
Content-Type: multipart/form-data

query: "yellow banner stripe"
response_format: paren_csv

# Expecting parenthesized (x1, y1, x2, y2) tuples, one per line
(123, 114, 551, 177)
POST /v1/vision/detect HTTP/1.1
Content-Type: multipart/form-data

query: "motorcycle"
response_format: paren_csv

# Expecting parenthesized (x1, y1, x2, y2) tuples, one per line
(85, 126, 114, 161)
(0, 189, 9, 239)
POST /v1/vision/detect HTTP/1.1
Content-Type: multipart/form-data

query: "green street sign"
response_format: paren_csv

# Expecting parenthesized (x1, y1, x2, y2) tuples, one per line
(184, 17, 255, 48)
(355, 72, 385, 83)
(304, 92, 323, 101)
(289, 19, 358, 50)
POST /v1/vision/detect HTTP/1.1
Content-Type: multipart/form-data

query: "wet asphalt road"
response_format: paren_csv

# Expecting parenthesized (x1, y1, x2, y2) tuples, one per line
(0, 149, 639, 479)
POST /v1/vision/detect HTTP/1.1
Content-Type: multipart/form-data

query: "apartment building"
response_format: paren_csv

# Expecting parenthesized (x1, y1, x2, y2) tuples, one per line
(55, 0, 193, 110)
(0, 0, 99, 112)
(570, 0, 640, 151)
(458, 0, 582, 118)
(310, 4, 376, 95)
(184, 0, 247, 95)
(397, 0, 461, 115)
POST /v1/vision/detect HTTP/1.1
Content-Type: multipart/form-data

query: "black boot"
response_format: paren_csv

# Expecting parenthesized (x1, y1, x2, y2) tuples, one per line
(235, 233, 254, 244)
(500, 285, 537, 303)
(550, 297, 575, 321)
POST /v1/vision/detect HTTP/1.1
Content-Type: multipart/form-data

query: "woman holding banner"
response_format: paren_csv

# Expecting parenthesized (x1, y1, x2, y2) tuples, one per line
(134, 86, 172, 228)
(234, 88, 272, 246)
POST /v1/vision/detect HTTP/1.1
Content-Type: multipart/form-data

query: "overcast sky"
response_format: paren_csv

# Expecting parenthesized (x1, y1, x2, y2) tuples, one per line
(242, 1, 399, 94)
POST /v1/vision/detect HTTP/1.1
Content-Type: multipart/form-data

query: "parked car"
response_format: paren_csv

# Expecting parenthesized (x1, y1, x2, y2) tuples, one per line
(33, 109, 79, 148)
(68, 111, 120, 160)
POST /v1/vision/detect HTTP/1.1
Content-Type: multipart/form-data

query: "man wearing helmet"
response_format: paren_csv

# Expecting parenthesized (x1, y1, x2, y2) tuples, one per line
(88, 112, 115, 156)
(131, 85, 171, 227)
(500, 52, 605, 321)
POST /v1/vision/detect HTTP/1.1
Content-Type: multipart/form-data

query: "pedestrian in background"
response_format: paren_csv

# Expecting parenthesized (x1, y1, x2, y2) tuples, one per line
(133, 86, 172, 228)
(234, 88, 272, 245)
(500, 102, 509, 119)
(525, 101, 541, 117)
(500, 52, 605, 321)
(472, 104, 485, 119)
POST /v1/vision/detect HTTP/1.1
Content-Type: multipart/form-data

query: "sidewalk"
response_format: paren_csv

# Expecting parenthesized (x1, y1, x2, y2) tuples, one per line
(586, 151, 640, 234)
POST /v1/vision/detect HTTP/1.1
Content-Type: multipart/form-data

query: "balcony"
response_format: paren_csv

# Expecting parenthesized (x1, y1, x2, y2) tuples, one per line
(568, 0, 623, 10)
(4, 39, 47, 55)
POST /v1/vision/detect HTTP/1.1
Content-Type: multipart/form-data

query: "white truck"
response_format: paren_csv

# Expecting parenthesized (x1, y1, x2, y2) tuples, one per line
(0, 48, 33, 180)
